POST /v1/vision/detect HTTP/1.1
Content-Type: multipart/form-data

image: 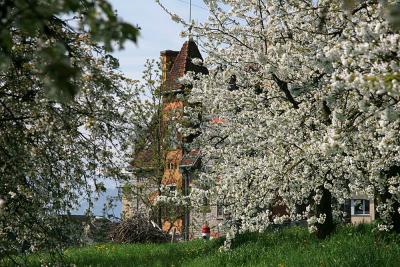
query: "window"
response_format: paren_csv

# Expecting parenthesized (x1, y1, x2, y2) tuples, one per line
(217, 202, 224, 218)
(167, 185, 176, 192)
(351, 199, 370, 215)
(168, 162, 174, 170)
(166, 160, 178, 170)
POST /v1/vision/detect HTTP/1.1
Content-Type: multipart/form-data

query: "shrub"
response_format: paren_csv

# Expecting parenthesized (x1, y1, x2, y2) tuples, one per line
(108, 214, 169, 244)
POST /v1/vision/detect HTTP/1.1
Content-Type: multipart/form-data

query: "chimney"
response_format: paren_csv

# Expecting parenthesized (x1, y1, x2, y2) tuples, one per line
(160, 50, 179, 90)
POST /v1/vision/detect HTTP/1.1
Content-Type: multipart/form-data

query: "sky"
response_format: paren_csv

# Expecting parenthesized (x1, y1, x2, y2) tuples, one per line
(110, 0, 210, 80)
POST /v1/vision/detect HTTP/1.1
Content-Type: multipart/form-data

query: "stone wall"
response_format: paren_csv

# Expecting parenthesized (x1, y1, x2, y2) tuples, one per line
(189, 205, 224, 239)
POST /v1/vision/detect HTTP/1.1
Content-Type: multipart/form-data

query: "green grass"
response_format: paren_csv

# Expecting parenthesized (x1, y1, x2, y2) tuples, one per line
(4, 224, 400, 267)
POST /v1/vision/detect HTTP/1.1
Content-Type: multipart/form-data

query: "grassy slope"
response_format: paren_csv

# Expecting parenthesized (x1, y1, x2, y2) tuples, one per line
(7, 224, 400, 267)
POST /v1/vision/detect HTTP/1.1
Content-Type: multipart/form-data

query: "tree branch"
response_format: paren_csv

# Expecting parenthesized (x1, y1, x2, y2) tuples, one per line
(271, 73, 299, 109)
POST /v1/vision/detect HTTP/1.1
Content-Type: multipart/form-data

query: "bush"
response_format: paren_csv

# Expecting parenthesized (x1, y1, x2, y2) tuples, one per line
(108, 214, 170, 244)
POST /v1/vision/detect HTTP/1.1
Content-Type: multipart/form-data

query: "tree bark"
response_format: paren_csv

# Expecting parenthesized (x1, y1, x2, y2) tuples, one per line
(380, 165, 400, 233)
(271, 73, 299, 109)
(315, 187, 335, 239)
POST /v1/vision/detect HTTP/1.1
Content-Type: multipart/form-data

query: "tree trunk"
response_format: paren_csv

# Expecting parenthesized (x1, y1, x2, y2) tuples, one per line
(380, 165, 400, 233)
(315, 187, 335, 239)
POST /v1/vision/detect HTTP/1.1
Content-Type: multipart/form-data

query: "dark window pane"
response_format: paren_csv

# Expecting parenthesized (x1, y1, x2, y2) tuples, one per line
(364, 200, 370, 214)
(354, 199, 370, 215)
(217, 202, 223, 217)
(202, 197, 208, 206)
(354, 199, 364, 214)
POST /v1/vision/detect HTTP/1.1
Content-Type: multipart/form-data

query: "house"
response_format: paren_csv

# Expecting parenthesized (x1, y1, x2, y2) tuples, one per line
(122, 37, 223, 240)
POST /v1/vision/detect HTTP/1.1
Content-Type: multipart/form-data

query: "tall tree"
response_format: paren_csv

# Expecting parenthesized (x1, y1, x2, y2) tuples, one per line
(122, 59, 165, 227)
(0, 1, 140, 263)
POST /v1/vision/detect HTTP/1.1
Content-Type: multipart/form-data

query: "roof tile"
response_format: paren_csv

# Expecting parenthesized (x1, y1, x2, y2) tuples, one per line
(165, 40, 208, 92)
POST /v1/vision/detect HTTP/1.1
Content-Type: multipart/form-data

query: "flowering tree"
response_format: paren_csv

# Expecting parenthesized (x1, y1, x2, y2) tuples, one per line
(323, 1, 400, 232)
(0, 1, 141, 263)
(159, 0, 400, 244)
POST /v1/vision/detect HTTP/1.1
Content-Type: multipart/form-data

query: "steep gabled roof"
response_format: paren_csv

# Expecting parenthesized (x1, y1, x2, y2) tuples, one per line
(165, 39, 208, 91)
(180, 149, 200, 168)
